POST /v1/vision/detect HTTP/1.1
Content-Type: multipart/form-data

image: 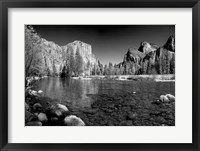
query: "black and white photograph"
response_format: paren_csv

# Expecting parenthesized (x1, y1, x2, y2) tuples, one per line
(25, 25, 175, 126)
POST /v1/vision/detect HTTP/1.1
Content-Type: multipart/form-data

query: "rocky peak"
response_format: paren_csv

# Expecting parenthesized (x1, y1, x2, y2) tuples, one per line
(71, 40, 86, 45)
(138, 41, 159, 54)
(163, 36, 175, 52)
(123, 48, 144, 63)
(66, 40, 92, 56)
(118, 36, 175, 75)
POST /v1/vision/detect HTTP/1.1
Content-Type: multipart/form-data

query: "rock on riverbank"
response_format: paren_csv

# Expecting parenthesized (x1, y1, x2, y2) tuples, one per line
(25, 92, 85, 126)
(25, 87, 175, 126)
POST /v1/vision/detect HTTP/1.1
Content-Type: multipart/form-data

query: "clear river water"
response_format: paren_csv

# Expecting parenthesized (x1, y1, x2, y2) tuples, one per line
(32, 77, 175, 126)
(33, 77, 175, 108)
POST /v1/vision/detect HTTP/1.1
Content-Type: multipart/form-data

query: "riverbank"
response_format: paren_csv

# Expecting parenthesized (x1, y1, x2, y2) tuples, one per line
(25, 88, 175, 126)
(26, 74, 175, 84)
(25, 91, 85, 126)
(72, 74, 175, 82)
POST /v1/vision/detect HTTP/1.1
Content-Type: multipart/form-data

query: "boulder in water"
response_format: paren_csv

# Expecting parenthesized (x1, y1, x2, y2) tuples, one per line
(166, 94, 175, 102)
(25, 111, 37, 123)
(26, 121, 42, 126)
(33, 103, 43, 112)
(56, 104, 69, 112)
(34, 76, 40, 80)
(28, 90, 39, 96)
(50, 104, 70, 118)
(38, 90, 43, 94)
(64, 115, 85, 126)
(38, 113, 48, 122)
(25, 102, 30, 111)
(51, 117, 59, 122)
(159, 95, 170, 102)
(127, 112, 137, 120)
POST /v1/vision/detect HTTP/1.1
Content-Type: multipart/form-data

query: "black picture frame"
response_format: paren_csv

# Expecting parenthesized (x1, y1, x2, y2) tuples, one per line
(0, 0, 199, 151)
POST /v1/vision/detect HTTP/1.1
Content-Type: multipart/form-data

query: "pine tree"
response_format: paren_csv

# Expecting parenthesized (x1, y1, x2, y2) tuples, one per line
(75, 49, 83, 76)
(104, 64, 108, 75)
(44, 56, 50, 76)
(108, 62, 113, 75)
(69, 51, 75, 76)
(52, 60, 57, 76)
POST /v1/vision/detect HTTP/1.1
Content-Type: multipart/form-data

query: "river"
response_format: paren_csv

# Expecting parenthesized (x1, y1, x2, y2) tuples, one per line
(32, 77, 175, 126)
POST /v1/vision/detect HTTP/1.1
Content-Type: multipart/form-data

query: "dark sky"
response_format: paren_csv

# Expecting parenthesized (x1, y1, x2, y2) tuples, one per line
(32, 25, 175, 65)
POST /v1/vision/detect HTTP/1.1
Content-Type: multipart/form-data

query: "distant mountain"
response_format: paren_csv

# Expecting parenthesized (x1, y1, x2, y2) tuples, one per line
(138, 41, 159, 54)
(117, 36, 175, 75)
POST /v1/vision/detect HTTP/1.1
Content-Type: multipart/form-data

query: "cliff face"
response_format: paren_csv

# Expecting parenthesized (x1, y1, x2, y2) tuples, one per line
(118, 36, 175, 75)
(61, 40, 99, 76)
(38, 39, 99, 76)
(142, 47, 175, 74)
(40, 39, 64, 76)
(163, 36, 175, 52)
(62, 41, 98, 66)
(24, 25, 99, 77)
(142, 36, 175, 74)
(121, 48, 144, 75)
(138, 42, 159, 54)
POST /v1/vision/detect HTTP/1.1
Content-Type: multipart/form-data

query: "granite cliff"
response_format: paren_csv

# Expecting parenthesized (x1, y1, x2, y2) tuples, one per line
(61, 40, 99, 76)
(25, 25, 99, 77)
(117, 36, 175, 75)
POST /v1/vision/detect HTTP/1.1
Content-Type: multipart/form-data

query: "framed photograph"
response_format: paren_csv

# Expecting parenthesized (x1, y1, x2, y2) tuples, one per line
(0, 0, 199, 150)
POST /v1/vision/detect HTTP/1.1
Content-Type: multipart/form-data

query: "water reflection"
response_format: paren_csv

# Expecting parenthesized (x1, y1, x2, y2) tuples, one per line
(34, 77, 99, 108)
(33, 77, 175, 108)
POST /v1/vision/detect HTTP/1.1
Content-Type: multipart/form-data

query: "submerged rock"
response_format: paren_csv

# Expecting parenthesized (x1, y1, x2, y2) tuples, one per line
(166, 94, 175, 102)
(33, 103, 43, 112)
(127, 112, 137, 120)
(34, 112, 39, 116)
(38, 90, 43, 94)
(25, 111, 33, 122)
(50, 104, 70, 118)
(54, 110, 63, 117)
(26, 121, 42, 126)
(159, 95, 170, 103)
(120, 120, 133, 126)
(29, 90, 38, 96)
(64, 115, 85, 126)
(25, 102, 30, 111)
(38, 113, 48, 122)
(51, 117, 59, 122)
(56, 104, 69, 112)
(34, 76, 40, 80)
(83, 108, 99, 114)
(26, 77, 34, 87)
(157, 94, 175, 103)
(25, 111, 37, 123)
